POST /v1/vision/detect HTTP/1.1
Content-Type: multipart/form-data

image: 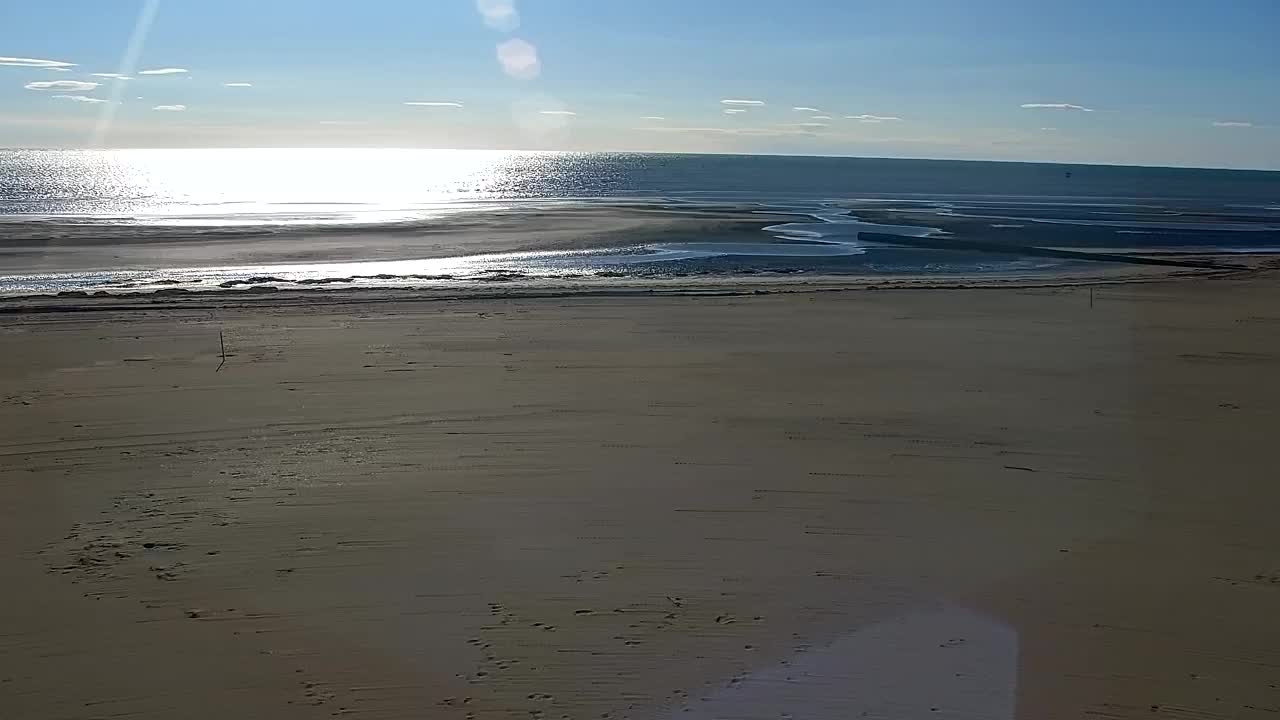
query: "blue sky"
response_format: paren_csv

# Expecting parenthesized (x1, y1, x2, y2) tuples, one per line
(2, 0, 1277, 168)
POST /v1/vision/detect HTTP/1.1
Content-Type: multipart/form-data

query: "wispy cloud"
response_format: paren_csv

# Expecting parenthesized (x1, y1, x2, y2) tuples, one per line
(811, 115, 832, 120)
(25, 80, 100, 92)
(640, 116, 666, 120)
(1212, 120, 1255, 128)
(721, 99, 765, 106)
(91, 73, 132, 80)
(539, 110, 577, 116)
(405, 101, 464, 107)
(1040, 127, 1059, 131)
(476, 0, 520, 31)
(1020, 103, 1093, 112)
(634, 125, 822, 138)
(723, 108, 748, 114)
(223, 82, 253, 87)
(138, 67, 188, 75)
(53, 95, 108, 104)
(0, 56, 75, 69)
(793, 106, 820, 112)
(796, 122, 830, 128)
(497, 38, 539, 79)
(152, 104, 187, 111)
(846, 114, 903, 122)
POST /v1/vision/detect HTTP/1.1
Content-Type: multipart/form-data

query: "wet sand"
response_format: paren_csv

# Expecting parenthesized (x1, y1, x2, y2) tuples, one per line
(2, 275, 1278, 719)
(0, 205, 792, 274)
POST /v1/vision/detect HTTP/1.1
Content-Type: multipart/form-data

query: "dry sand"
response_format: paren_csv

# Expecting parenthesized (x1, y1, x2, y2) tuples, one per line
(2, 275, 1278, 719)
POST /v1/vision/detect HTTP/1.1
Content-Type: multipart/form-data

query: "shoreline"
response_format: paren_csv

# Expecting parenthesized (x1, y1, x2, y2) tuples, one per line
(0, 261, 1262, 314)
(0, 203, 799, 275)
(5, 196, 1277, 303)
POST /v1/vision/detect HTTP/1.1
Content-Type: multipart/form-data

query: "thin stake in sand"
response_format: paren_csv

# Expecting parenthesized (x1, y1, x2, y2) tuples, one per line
(217, 330, 226, 372)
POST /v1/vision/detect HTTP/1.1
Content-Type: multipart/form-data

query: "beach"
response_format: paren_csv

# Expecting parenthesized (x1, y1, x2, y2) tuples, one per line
(2, 273, 1278, 719)
(0, 204, 799, 276)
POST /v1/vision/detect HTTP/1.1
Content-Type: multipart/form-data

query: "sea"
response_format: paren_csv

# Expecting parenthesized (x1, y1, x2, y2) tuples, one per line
(1, 149, 1277, 297)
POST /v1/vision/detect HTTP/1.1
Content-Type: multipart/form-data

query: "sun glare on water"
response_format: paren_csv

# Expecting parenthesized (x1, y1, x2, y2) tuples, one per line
(30, 148, 546, 225)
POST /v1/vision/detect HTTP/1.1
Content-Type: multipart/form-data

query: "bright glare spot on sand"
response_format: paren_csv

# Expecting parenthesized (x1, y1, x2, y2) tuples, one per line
(497, 38, 540, 79)
(676, 607, 1017, 719)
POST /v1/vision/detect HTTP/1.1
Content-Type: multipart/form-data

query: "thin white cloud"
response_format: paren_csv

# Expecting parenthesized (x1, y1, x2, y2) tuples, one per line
(223, 82, 253, 87)
(793, 106, 820, 112)
(1040, 127, 1059, 131)
(476, 0, 519, 31)
(846, 114, 903, 122)
(811, 115, 833, 120)
(138, 67, 188, 75)
(721, 99, 765, 106)
(797, 122, 830, 127)
(53, 95, 108, 103)
(640, 116, 666, 120)
(723, 108, 747, 114)
(1020, 103, 1093, 112)
(405, 101, 464, 107)
(1212, 121, 1255, 128)
(25, 80, 100, 92)
(0, 56, 76, 69)
(634, 125, 820, 138)
(497, 38, 539, 79)
(91, 73, 132, 80)
(152, 104, 187, 111)
(539, 110, 576, 116)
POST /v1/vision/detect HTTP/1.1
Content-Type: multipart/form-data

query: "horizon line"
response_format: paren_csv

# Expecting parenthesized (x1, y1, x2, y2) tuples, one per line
(0, 145, 1276, 174)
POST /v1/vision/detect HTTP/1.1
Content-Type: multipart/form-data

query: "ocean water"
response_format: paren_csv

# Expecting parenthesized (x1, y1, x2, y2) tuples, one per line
(1, 149, 1277, 296)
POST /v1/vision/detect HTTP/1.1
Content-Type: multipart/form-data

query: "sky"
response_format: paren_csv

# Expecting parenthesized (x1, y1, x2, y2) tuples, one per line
(1, 0, 1278, 169)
